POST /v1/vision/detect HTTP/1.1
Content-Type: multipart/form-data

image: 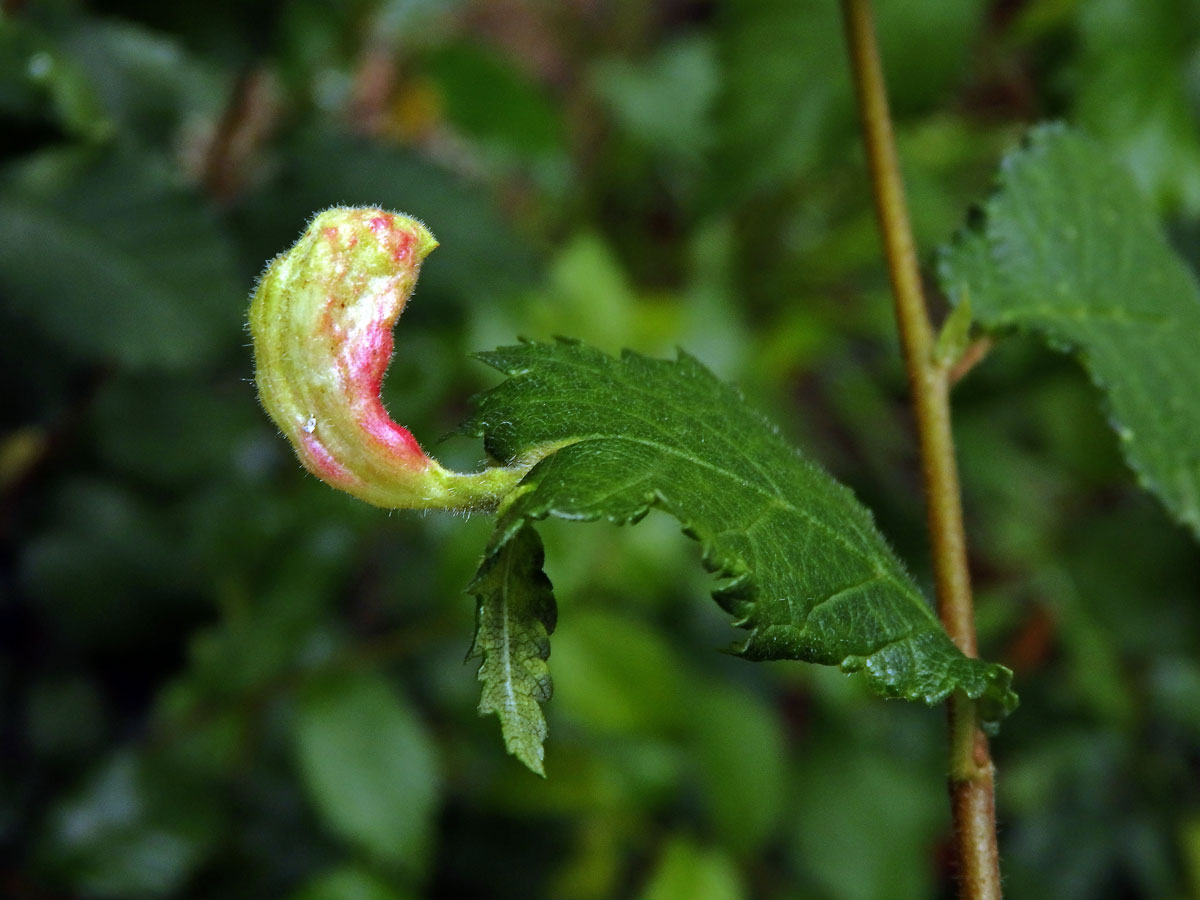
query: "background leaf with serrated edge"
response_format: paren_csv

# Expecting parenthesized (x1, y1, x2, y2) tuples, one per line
(939, 124, 1200, 539)
(464, 340, 1016, 770)
(468, 523, 557, 776)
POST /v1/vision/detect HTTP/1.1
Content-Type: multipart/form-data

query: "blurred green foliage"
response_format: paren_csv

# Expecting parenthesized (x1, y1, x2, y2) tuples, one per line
(1, 1, 1199, 898)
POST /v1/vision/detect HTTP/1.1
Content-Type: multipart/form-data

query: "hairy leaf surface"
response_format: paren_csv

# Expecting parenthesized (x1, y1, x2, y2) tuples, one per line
(940, 124, 1200, 538)
(465, 340, 1016, 769)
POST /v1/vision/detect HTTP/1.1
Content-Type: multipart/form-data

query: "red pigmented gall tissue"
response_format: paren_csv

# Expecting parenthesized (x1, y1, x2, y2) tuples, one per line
(249, 206, 443, 506)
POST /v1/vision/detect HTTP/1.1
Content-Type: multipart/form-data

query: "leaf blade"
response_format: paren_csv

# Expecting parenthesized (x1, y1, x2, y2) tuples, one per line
(293, 671, 439, 870)
(468, 523, 557, 776)
(467, 340, 1017, 742)
(939, 124, 1200, 538)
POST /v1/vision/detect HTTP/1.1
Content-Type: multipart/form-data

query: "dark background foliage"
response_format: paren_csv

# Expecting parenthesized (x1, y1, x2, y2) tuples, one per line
(2, 1, 1199, 898)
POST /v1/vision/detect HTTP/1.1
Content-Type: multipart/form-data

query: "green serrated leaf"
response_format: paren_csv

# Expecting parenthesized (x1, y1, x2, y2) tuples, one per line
(468, 523, 557, 776)
(466, 340, 1017, 736)
(939, 123, 1200, 539)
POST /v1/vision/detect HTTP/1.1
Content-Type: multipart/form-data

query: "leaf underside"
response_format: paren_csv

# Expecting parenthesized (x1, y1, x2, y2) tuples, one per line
(939, 123, 1200, 540)
(467, 523, 556, 776)
(464, 339, 1017, 772)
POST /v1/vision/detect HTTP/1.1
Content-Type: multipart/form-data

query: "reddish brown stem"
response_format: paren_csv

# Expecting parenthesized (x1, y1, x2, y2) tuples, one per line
(950, 337, 995, 387)
(840, 1, 1002, 898)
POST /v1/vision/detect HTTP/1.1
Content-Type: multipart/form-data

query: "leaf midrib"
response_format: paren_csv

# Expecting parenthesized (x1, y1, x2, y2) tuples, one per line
(526, 429, 916, 614)
(495, 545, 520, 721)
(510, 350, 792, 500)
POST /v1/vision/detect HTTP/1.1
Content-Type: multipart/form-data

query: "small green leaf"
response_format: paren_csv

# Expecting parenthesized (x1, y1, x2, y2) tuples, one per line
(639, 836, 745, 900)
(465, 339, 1016, 766)
(467, 523, 557, 776)
(293, 671, 438, 870)
(289, 866, 414, 900)
(939, 123, 1200, 538)
(932, 292, 972, 369)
